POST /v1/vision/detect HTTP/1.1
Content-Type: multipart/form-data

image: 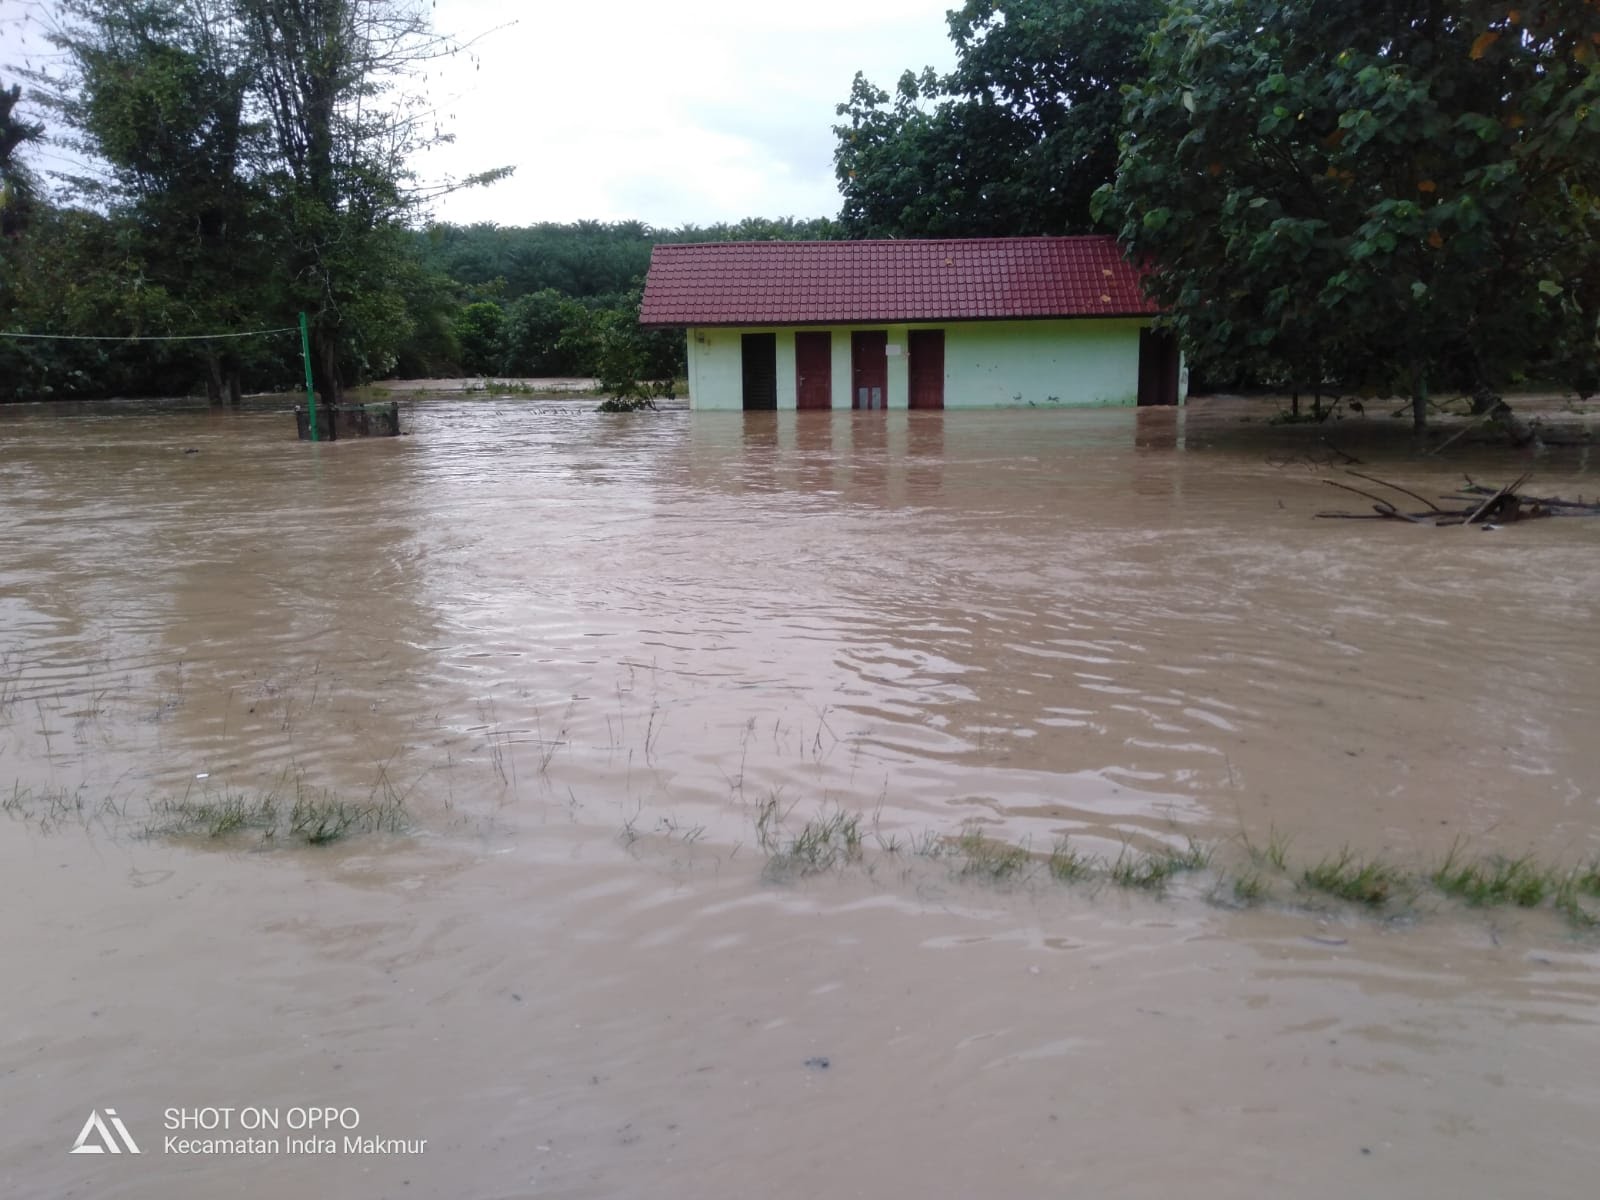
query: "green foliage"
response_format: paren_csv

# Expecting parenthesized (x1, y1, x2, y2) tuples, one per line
(18, 2, 285, 400)
(0, 79, 45, 237)
(1098, 0, 1600, 415)
(588, 286, 682, 398)
(501, 288, 595, 376)
(5, 3, 835, 399)
(834, 0, 1164, 236)
(8, 0, 511, 403)
(453, 301, 505, 375)
(416, 215, 841, 301)
(594, 396, 656, 413)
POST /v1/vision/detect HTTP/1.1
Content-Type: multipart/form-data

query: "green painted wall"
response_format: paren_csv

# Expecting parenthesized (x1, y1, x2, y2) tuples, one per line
(684, 319, 1177, 411)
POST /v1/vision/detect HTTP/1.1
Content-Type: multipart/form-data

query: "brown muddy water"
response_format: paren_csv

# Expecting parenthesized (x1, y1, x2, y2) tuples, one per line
(2, 397, 1599, 1199)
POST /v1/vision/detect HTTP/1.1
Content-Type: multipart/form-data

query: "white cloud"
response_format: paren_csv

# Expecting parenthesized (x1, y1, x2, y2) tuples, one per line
(416, 0, 958, 228)
(0, 0, 960, 229)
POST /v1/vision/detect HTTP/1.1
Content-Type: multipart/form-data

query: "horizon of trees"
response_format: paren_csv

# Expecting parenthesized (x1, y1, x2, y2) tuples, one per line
(4, 0, 1598, 412)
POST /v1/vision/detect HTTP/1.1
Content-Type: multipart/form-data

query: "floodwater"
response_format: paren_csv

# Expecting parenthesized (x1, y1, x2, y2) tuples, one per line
(2, 397, 1598, 1199)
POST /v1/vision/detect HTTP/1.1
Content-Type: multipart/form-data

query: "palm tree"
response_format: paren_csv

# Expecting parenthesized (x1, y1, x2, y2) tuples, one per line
(0, 81, 45, 239)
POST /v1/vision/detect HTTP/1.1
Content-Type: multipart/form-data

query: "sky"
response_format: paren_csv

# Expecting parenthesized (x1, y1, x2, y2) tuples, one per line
(2, 0, 961, 230)
(416, 0, 958, 229)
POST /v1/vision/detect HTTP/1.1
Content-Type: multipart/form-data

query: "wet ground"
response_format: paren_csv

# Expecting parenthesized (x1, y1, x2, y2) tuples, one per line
(2, 396, 1598, 1198)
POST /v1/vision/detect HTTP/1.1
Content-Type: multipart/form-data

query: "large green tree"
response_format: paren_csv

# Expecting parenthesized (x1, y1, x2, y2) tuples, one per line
(1097, 0, 1600, 424)
(237, 0, 508, 401)
(23, 0, 508, 403)
(39, 1, 273, 401)
(834, 0, 1164, 237)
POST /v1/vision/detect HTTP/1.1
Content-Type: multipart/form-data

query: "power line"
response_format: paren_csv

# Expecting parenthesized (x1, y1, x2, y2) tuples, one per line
(0, 327, 298, 342)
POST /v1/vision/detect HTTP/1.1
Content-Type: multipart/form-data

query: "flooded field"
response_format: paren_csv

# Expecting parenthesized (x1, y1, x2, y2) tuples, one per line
(2, 397, 1599, 1198)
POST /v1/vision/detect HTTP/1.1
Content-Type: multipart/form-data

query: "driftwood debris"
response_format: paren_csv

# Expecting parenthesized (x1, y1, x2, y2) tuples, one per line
(1316, 472, 1600, 526)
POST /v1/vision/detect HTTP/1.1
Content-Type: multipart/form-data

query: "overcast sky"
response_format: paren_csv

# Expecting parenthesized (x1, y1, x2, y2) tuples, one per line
(3, 0, 959, 230)
(418, 0, 958, 229)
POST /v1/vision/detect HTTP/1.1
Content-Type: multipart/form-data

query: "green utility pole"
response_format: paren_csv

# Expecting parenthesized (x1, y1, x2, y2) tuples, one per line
(298, 311, 319, 442)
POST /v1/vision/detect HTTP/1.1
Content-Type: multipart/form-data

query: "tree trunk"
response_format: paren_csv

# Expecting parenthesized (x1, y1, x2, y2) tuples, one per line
(205, 354, 224, 406)
(1412, 367, 1428, 433)
(311, 330, 342, 409)
(226, 368, 242, 407)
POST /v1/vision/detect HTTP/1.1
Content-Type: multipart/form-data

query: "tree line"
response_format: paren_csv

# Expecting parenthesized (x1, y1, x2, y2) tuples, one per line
(5, 1, 1598, 419)
(0, 0, 837, 403)
(416, 217, 838, 389)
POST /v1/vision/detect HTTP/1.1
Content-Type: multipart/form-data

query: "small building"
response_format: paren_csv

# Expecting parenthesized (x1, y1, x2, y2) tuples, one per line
(638, 235, 1181, 412)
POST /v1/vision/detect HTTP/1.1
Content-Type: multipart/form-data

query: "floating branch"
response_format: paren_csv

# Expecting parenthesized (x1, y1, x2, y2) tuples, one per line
(1316, 472, 1600, 525)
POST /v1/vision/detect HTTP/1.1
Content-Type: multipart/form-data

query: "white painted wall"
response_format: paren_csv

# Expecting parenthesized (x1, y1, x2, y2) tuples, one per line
(684, 319, 1167, 411)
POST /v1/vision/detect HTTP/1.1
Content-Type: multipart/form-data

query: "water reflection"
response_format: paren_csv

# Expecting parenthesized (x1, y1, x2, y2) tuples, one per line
(1135, 405, 1181, 452)
(1, 399, 1597, 861)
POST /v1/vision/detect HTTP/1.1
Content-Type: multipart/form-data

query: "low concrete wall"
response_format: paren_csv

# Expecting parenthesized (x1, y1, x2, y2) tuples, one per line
(295, 402, 401, 440)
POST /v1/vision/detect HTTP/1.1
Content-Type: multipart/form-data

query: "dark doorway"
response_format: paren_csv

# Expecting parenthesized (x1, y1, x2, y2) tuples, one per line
(741, 333, 777, 411)
(851, 330, 888, 410)
(795, 331, 832, 410)
(1137, 328, 1180, 407)
(907, 329, 945, 410)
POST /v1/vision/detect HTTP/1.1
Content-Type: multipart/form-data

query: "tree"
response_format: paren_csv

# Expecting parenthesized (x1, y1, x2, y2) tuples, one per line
(452, 300, 503, 375)
(238, 0, 509, 402)
(833, 0, 1164, 237)
(25, 0, 509, 403)
(1097, 1, 1600, 426)
(588, 286, 683, 401)
(501, 288, 593, 376)
(36, 1, 272, 402)
(0, 80, 45, 239)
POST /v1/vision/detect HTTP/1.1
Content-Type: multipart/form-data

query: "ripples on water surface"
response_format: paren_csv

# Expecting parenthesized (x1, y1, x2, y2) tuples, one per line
(2, 399, 1596, 858)
(3, 397, 1600, 1199)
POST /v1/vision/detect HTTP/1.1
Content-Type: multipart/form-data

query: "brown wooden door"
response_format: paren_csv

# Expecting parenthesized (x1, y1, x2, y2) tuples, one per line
(742, 333, 777, 410)
(795, 331, 832, 410)
(1137, 328, 1180, 406)
(851, 330, 888, 409)
(907, 329, 945, 410)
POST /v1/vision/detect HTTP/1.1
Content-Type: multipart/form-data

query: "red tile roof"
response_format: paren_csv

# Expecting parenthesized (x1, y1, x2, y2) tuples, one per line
(638, 235, 1157, 327)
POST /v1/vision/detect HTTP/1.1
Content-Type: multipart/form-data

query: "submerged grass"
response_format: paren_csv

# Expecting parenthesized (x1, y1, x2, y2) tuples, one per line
(741, 803, 1600, 932)
(1110, 846, 1180, 891)
(1240, 824, 1293, 872)
(1108, 838, 1211, 893)
(145, 780, 405, 846)
(1230, 869, 1269, 905)
(758, 798, 865, 878)
(1301, 848, 1412, 907)
(147, 792, 280, 838)
(1, 770, 406, 848)
(1047, 836, 1095, 883)
(1431, 842, 1550, 908)
(956, 827, 1031, 882)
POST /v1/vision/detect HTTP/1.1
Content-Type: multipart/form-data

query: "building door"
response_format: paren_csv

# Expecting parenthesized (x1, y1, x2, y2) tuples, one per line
(851, 330, 888, 409)
(1137, 328, 1180, 406)
(741, 333, 777, 410)
(907, 329, 945, 410)
(795, 331, 832, 410)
